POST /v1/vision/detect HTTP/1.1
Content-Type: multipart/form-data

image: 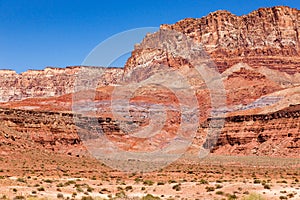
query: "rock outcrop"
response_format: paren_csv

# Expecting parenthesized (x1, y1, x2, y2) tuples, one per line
(0, 107, 123, 155)
(0, 66, 123, 102)
(201, 105, 300, 157)
(126, 6, 300, 74)
(1, 6, 300, 159)
(1, 6, 300, 103)
(161, 6, 300, 55)
(1, 103, 299, 157)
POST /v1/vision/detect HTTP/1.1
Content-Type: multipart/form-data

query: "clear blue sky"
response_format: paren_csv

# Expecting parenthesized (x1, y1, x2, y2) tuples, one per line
(0, 0, 299, 73)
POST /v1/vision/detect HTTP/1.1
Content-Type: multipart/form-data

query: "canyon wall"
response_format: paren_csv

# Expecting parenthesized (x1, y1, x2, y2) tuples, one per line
(0, 107, 122, 155)
(0, 66, 123, 102)
(1, 6, 300, 104)
(202, 106, 300, 157)
(126, 6, 300, 74)
(1, 6, 300, 158)
(1, 105, 299, 157)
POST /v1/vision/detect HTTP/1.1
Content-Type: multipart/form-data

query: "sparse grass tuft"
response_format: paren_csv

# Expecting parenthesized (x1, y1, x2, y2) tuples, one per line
(143, 180, 154, 186)
(141, 194, 161, 200)
(242, 193, 266, 200)
(199, 179, 208, 184)
(205, 186, 215, 192)
(172, 184, 181, 191)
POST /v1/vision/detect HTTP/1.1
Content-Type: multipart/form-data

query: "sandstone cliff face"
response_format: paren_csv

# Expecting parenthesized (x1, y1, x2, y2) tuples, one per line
(0, 107, 81, 155)
(0, 107, 125, 155)
(1, 105, 299, 158)
(201, 106, 300, 157)
(126, 6, 300, 74)
(0, 67, 79, 102)
(0, 67, 123, 102)
(1, 6, 300, 159)
(161, 6, 300, 56)
(1, 6, 299, 103)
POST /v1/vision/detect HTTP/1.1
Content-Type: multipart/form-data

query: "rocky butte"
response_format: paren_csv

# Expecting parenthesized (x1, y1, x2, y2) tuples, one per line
(0, 6, 299, 157)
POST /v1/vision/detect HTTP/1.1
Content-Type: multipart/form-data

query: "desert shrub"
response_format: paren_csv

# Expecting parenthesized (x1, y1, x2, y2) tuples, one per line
(125, 186, 133, 191)
(64, 180, 76, 186)
(37, 187, 45, 191)
(56, 183, 64, 187)
(242, 193, 266, 200)
(134, 177, 142, 183)
(0, 195, 8, 200)
(172, 184, 181, 191)
(168, 180, 177, 184)
(279, 196, 287, 200)
(143, 180, 154, 186)
(199, 179, 208, 184)
(216, 191, 224, 195)
(100, 188, 108, 193)
(205, 186, 215, 192)
(157, 182, 165, 185)
(86, 186, 94, 192)
(115, 191, 126, 198)
(253, 179, 261, 184)
(81, 196, 94, 200)
(13, 196, 25, 200)
(277, 180, 288, 184)
(57, 193, 64, 199)
(76, 186, 84, 193)
(141, 194, 161, 200)
(227, 194, 237, 200)
(43, 179, 53, 183)
(117, 186, 123, 191)
(16, 178, 26, 183)
(263, 184, 271, 189)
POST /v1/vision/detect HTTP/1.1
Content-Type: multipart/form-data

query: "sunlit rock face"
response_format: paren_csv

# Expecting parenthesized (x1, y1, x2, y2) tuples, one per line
(0, 6, 300, 158)
(0, 66, 123, 102)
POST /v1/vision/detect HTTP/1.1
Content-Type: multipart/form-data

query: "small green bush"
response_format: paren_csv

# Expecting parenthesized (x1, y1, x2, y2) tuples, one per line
(199, 179, 208, 184)
(13, 196, 25, 200)
(216, 191, 224, 195)
(253, 179, 261, 184)
(242, 193, 266, 200)
(81, 196, 94, 200)
(37, 187, 45, 191)
(57, 193, 64, 199)
(141, 194, 161, 200)
(172, 184, 181, 191)
(125, 186, 133, 191)
(263, 184, 271, 189)
(16, 178, 26, 183)
(205, 186, 215, 192)
(227, 194, 237, 200)
(143, 180, 154, 186)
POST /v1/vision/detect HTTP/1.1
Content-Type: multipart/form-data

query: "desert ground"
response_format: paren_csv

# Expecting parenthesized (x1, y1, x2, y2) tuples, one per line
(0, 148, 299, 200)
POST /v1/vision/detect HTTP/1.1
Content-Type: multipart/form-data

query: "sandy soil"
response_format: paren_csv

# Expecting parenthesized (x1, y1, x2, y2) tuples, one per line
(0, 149, 299, 200)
